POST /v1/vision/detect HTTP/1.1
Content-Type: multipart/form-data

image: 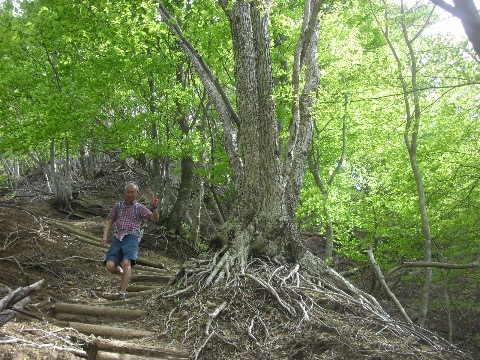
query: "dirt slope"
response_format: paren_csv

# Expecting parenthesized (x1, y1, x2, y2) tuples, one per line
(0, 174, 476, 359)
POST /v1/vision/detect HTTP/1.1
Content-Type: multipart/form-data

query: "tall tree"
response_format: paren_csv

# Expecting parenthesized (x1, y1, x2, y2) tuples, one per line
(156, 0, 373, 294)
(368, 0, 476, 327)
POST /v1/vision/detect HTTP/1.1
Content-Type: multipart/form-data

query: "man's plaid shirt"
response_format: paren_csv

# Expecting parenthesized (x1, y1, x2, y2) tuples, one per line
(107, 200, 152, 241)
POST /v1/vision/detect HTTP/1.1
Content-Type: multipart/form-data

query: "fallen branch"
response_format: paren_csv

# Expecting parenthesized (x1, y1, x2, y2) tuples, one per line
(386, 260, 480, 278)
(0, 256, 29, 279)
(0, 335, 86, 358)
(367, 246, 413, 324)
(205, 300, 228, 335)
(193, 331, 215, 360)
(0, 279, 44, 326)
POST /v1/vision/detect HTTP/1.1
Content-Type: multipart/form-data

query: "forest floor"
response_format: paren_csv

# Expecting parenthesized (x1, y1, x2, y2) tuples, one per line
(0, 170, 478, 359)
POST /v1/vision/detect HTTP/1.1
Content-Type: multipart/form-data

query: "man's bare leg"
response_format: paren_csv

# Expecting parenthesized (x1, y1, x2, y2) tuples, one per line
(106, 260, 123, 275)
(120, 259, 132, 293)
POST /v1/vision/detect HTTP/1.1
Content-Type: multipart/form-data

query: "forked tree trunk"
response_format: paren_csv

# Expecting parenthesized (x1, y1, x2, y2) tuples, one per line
(216, 0, 322, 268)
(158, 0, 323, 271)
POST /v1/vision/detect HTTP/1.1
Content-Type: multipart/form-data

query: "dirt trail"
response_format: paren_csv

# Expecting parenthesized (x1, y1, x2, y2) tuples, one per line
(0, 203, 189, 359)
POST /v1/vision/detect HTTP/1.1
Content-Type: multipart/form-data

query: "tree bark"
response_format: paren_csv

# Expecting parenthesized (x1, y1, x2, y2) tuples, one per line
(429, 0, 480, 58)
(166, 156, 194, 232)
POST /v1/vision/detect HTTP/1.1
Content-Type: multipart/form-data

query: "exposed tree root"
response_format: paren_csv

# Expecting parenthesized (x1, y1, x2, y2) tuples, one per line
(148, 249, 469, 359)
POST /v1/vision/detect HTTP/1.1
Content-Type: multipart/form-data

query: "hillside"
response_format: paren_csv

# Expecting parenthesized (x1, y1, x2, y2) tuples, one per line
(0, 172, 475, 359)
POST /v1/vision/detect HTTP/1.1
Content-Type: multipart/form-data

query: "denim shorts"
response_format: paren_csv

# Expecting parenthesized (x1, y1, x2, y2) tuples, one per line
(104, 234, 139, 266)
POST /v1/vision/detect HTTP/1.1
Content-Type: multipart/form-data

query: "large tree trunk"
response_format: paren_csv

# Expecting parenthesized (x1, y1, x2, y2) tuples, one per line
(158, 0, 323, 269)
(429, 0, 480, 58)
(215, 0, 323, 267)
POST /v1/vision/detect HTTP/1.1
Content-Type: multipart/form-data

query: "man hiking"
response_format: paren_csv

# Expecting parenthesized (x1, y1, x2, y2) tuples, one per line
(101, 181, 159, 299)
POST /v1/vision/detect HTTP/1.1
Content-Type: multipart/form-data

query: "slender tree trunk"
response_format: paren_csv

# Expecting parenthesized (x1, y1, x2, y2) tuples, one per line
(441, 270, 453, 343)
(13, 158, 19, 192)
(51, 138, 73, 211)
(190, 169, 204, 244)
(401, 18, 433, 329)
(190, 119, 207, 244)
(166, 156, 194, 232)
(148, 73, 165, 198)
(79, 146, 90, 179)
(372, 1, 433, 327)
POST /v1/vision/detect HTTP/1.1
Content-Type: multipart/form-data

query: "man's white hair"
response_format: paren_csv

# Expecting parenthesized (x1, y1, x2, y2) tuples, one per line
(125, 181, 139, 192)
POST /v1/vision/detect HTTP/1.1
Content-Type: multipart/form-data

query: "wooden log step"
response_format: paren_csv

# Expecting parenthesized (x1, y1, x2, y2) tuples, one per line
(56, 312, 105, 323)
(96, 351, 186, 360)
(102, 286, 163, 301)
(96, 352, 157, 360)
(55, 302, 147, 319)
(132, 274, 172, 285)
(88, 338, 189, 359)
(68, 321, 155, 338)
(127, 285, 160, 292)
(134, 264, 173, 274)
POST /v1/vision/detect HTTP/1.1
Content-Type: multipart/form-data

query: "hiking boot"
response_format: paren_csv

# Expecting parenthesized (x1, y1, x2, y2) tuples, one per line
(117, 292, 127, 300)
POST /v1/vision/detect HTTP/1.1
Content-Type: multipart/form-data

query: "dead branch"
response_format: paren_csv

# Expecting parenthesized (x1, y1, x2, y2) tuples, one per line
(0, 279, 44, 326)
(386, 260, 480, 278)
(0, 335, 86, 358)
(205, 300, 228, 335)
(193, 331, 215, 360)
(367, 246, 413, 324)
(0, 256, 29, 279)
